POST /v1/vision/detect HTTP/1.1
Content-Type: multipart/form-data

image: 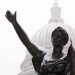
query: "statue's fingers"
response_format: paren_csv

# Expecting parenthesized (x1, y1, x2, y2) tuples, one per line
(14, 11, 17, 15)
(6, 10, 11, 15)
(14, 11, 17, 19)
(5, 12, 11, 20)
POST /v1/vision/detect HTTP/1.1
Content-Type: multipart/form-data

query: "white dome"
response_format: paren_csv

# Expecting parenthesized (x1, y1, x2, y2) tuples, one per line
(19, 21, 75, 75)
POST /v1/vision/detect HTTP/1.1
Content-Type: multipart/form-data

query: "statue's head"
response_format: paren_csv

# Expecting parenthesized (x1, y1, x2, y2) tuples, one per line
(51, 27, 69, 47)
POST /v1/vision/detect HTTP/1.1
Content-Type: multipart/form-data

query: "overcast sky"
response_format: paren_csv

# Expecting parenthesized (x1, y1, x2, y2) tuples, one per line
(0, 0, 75, 75)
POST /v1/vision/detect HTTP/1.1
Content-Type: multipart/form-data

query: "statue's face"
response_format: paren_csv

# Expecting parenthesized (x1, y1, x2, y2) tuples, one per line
(52, 31, 64, 47)
(51, 27, 69, 47)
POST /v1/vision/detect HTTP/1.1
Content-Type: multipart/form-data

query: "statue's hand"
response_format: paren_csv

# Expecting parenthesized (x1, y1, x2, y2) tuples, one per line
(5, 10, 17, 24)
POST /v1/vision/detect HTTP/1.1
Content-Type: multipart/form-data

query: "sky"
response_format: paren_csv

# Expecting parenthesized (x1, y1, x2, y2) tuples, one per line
(0, 0, 75, 75)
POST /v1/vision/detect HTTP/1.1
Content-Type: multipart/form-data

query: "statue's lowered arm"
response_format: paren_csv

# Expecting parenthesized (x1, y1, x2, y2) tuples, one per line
(5, 10, 42, 57)
(66, 40, 75, 75)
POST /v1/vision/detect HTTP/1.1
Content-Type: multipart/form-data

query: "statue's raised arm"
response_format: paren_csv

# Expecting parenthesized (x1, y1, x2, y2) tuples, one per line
(5, 10, 42, 57)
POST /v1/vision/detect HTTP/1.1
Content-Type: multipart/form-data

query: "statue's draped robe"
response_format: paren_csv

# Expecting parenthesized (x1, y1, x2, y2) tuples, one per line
(32, 44, 75, 75)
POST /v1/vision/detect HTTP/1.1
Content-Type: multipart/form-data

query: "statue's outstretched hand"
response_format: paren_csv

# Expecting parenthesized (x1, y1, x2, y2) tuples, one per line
(5, 10, 17, 24)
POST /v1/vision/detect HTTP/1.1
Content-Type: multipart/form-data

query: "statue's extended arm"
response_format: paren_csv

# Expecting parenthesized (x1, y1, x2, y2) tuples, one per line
(5, 10, 42, 57)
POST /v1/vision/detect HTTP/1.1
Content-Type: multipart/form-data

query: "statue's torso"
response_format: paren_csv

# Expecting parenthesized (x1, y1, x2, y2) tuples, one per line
(32, 51, 68, 75)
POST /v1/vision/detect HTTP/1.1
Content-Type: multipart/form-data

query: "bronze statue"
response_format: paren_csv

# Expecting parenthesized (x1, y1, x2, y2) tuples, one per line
(5, 10, 75, 75)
